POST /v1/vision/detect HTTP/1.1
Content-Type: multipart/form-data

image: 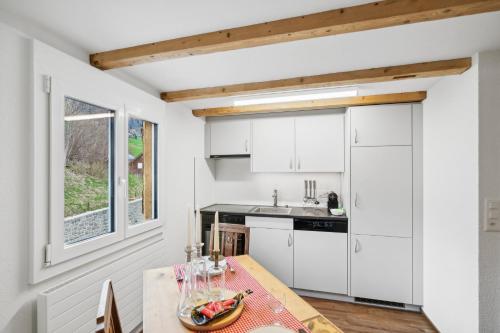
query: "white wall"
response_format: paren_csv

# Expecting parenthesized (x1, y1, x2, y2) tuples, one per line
(422, 58, 479, 332)
(211, 158, 343, 207)
(0, 22, 35, 333)
(478, 50, 500, 333)
(0, 21, 207, 332)
(164, 104, 215, 264)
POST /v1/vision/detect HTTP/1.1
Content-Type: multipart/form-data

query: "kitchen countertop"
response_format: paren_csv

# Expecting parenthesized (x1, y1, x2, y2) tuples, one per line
(200, 204, 348, 221)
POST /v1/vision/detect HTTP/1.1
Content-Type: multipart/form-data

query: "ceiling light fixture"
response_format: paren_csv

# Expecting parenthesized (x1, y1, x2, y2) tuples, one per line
(233, 89, 358, 106)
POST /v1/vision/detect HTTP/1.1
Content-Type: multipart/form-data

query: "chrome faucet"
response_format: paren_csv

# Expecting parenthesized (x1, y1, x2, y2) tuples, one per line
(272, 189, 278, 207)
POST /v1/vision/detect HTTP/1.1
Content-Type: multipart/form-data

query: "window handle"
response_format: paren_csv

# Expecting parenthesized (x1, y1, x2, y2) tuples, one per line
(288, 233, 293, 247)
(297, 158, 301, 170)
(119, 177, 127, 186)
(355, 239, 360, 253)
(354, 192, 359, 207)
(289, 158, 293, 170)
(244, 139, 248, 153)
(354, 128, 358, 144)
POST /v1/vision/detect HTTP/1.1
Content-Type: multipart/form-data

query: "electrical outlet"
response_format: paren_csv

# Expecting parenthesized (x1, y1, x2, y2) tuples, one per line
(484, 199, 500, 232)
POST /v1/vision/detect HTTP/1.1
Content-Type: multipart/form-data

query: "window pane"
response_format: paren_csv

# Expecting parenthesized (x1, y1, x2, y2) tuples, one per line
(64, 97, 115, 245)
(128, 117, 158, 225)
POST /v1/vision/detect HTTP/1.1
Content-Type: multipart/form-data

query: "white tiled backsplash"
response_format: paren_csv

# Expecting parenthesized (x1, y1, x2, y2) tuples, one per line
(211, 158, 344, 207)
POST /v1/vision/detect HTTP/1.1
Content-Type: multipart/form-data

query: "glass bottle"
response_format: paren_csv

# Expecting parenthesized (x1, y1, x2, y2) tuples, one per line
(191, 242, 207, 303)
(177, 246, 195, 318)
(207, 250, 226, 301)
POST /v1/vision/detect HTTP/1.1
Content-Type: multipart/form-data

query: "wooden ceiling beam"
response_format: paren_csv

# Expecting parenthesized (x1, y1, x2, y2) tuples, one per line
(89, 0, 500, 70)
(192, 91, 427, 117)
(162, 58, 470, 102)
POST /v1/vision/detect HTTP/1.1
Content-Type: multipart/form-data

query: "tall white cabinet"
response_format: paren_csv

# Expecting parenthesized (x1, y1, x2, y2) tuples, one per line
(349, 104, 422, 305)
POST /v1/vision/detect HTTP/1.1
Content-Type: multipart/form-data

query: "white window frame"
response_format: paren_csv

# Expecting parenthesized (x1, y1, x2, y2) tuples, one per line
(49, 77, 126, 265)
(125, 106, 162, 237)
(30, 40, 165, 284)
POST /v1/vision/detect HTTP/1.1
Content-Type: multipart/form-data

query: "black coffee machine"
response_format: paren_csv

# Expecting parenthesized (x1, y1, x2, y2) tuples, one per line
(327, 192, 339, 211)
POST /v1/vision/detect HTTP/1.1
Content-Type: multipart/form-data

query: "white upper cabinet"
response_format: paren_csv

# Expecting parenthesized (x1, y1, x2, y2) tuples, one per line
(252, 117, 295, 172)
(295, 113, 344, 172)
(351, 146, 413, 237)
(350, 104, 412, 146)
(209, 118, 250, 156)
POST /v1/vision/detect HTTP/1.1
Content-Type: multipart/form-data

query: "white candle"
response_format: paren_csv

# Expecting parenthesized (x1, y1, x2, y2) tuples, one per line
(187, 206, 192, 247)
(213, 211, 219, 252)
(195, 206, 201, 244)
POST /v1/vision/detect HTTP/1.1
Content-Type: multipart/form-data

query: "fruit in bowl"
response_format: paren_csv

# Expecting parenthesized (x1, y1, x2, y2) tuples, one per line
(191, 290, 253, 326)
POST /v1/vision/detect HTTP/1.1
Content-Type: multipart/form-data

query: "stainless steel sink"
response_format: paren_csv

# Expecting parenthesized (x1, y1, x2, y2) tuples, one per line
(251, 206, 292, 215)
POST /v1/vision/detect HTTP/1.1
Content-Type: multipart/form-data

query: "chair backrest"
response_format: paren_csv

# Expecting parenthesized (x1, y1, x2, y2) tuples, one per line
(96, 279, 123, 333)
(209, 223, 250, 257)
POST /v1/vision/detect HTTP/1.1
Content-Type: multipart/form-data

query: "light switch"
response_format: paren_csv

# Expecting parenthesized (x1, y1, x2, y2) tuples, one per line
(484, 199, 500, 232)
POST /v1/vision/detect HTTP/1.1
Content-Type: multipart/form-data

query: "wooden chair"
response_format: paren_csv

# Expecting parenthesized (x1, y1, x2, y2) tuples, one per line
(96, 279, 123, 333)
(209, 223, 250, 256)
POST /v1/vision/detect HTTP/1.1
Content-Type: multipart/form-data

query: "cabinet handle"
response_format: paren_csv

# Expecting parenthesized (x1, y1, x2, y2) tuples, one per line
(245, 139, 248, 153)
(354, 192, 359, 207)
(354, 128, 358, 144)
(297, 158, 301, 170)
(288, 233, 293, 247)
(355, 239, 360, 253)
(289, 158, 293, 170)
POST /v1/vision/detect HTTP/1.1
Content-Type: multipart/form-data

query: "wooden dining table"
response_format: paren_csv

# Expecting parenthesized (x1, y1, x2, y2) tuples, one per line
(143, 255, 343, 332)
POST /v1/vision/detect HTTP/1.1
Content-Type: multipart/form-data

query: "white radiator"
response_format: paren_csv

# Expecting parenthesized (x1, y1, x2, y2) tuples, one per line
(37, 240, 166, 333)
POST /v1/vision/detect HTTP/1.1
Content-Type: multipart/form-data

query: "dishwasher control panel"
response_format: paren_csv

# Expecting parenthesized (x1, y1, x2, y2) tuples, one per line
(293, 218, 347, 233)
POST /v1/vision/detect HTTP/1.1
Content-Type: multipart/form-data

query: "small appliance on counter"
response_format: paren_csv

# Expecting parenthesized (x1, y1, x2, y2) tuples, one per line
(327, 192, 339, 210)
(327, 191, 345, 216)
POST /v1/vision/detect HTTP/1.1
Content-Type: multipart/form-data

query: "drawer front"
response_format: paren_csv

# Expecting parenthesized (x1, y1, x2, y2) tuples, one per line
(245, 216, 293, 230)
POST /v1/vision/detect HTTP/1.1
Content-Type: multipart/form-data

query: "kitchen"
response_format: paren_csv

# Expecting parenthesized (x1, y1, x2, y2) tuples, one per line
(1, 1, 500, 333)
(197, 103, 421, 309)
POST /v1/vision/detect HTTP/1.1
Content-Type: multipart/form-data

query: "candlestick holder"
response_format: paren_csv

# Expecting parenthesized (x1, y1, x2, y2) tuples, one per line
(177, 246, 195, 317)
(194, 242, 204, 258)
(207, 250, 226, 301)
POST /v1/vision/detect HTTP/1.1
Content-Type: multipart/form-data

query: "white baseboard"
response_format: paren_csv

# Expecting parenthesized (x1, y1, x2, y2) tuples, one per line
(293, 288, 422, 312)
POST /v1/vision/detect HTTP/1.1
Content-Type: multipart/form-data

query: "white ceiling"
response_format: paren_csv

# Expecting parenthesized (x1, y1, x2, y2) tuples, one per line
(2, 0, 500, 109)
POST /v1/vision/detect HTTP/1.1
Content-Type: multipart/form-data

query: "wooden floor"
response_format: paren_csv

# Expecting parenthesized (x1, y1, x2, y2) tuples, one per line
(303, 297, 438, 333)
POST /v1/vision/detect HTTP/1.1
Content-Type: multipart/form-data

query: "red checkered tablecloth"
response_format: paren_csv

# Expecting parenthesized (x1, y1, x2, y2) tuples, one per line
(174, 257, 309, 332)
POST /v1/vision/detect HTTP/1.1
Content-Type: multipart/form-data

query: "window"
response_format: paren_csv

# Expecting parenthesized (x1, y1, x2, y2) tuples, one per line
(31, 47, 165, 283)
(127, 117, 158, 226)
(64, 97, 115, 245)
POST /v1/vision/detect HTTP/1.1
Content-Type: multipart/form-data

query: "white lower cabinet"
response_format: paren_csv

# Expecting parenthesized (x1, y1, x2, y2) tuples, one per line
(294, 231, 347, 294)
(247, 217, 294, 287)
(350, 234, 412, 304)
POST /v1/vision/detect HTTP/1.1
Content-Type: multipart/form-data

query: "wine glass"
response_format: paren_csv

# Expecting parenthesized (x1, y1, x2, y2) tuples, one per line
(267, 292, 286, 326)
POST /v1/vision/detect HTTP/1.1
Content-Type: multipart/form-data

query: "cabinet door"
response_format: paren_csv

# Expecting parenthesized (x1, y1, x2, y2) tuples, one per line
(295, 113, 344, 172)
(210, 119, 250, 156)
(351, 235, 412, 304)
(252, 117, 295, 172)
(350, 104, 412, 146)
(249, 228, 294, 287)
(351, 146, 412, 237)
(294, 231, 347, 294)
